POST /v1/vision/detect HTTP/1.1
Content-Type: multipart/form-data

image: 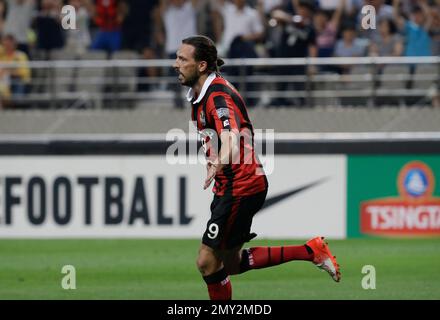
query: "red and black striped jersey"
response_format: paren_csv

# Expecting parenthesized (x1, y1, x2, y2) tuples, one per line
(189, 73, 268, 197)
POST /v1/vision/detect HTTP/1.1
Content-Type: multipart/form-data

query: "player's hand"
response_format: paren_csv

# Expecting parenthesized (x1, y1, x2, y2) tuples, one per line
(204, 161, 218, 190)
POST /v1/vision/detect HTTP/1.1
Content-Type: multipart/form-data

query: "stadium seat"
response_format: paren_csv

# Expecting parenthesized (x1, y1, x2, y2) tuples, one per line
(29, 50, 49, 106)
(311, 72, 341, 107)
(75, 50, 107, 109)
(50, 49, 77, 107)
(107, 50, 140, 109)
(376, 64, 411, 106)
(340, 65, 374, 106)
(410, 64, 438, 105)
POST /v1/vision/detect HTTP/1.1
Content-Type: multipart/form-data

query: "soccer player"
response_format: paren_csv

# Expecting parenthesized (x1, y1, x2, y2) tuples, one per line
(173, 35, 341, 300)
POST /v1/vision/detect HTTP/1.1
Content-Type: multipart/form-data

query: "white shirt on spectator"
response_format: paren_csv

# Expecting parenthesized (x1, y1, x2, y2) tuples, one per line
(219, 2, 264, 56)
(261, 0, 282, 14)
(164, 1, 197, 55)
(4, 0, 35, 44)
(319, 0, 340, 10)
(319, 0, 358, 14)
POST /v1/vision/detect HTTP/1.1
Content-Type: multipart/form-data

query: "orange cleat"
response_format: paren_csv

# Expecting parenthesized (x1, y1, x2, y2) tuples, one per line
(306, 236, 341, 282)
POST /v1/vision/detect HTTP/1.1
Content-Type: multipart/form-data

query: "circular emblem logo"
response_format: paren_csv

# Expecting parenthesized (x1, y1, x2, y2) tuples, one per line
(398, 161, 435, 199)
(404, 168, 428, 197)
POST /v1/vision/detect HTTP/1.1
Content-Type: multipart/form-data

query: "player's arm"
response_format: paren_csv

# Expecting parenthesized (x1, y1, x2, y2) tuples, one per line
(203, 94, 241, 190)
(204, 130, 239, 190)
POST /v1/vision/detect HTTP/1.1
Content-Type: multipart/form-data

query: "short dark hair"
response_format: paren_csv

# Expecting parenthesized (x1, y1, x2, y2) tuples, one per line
(379, 18, 397, 34)
(299, 0, 316, 11)
(412, 5, 423, 14)
(182, 35, 225, 73)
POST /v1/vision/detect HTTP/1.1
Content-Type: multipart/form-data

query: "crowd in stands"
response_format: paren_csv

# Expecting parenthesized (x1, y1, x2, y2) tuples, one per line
(0, 0, 438, 108)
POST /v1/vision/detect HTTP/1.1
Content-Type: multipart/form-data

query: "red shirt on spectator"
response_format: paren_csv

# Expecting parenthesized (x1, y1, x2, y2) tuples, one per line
(95, 0, 121, 31)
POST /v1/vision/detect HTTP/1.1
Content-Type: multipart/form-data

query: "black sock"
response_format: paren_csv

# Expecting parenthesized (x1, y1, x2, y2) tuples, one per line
(203, 268, 228, 285)
(305, 244, 314, 255)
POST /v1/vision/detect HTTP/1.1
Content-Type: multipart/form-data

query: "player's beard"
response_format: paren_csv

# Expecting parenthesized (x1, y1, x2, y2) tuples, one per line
(180, 70, 200, 87)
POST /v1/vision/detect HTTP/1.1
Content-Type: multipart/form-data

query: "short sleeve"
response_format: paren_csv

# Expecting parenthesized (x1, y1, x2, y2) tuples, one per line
(207, 93, 240, 135)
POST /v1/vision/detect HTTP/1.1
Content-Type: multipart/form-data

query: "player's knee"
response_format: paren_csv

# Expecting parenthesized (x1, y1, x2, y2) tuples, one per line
(196, 256, 208, 275)
(196, 251, 219, 276)
(196, 256, 215, 276)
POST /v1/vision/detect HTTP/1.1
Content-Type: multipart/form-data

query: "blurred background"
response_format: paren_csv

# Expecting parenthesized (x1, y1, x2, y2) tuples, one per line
(0, 0, 438, 133)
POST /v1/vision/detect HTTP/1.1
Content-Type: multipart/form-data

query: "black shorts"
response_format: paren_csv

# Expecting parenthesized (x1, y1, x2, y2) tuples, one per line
(202, 189, 268, 250)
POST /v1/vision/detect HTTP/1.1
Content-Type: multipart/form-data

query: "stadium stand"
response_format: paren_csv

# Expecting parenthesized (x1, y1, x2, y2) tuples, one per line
(0, 0, 438, 134)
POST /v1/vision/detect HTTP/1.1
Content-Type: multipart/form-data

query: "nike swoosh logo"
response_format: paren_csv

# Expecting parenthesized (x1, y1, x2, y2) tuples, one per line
(258, 177, 329, 213)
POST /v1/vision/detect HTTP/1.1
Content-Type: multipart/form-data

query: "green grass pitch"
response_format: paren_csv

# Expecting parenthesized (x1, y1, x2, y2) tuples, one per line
(0, 238, 439, 300)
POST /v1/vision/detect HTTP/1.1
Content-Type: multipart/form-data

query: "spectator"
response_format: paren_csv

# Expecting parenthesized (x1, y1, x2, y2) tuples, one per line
(344, 0, 364, 21)
(64, 0, 92, 56)
(334, 25, 368, 73)
(33, 0, 65, 54)
(213, 0, 264, 106)
(393, 0, 432, 56)
(121, 0, 159, 52)
(157, 0, 198, 57)
(258, 0, 283, 57)
(399, 0, 421, 17)
(259, 0, 283, 13)
(0, 34, 30, 99)
(90, 0, 127, 54)
(368, 18, 403, 56)
(314, 0, 346, 58)
(320, 0, 362, 14)
(319, 0, 341, 10)
(157, 0, 198, 108)
(3, 0, 36, 56)
(195, 0, 218, 41)
(213, 0, 264, 57)
(269, 0, 317, 107)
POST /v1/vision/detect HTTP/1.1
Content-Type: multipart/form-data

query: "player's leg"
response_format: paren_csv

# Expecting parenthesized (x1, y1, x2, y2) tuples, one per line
(234, 238, 340, 282)
(223, 190, 341, 281)
(215, 245, 243, 275)
(238, 243, 314, 273)
(197, 243, 223, 276)
(197, 194, 236, 300)
(213, 190, 312, 275)
(196, 243, 231, 300)
(216, 241, 314, 275)
(228, 190, 312, 272)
